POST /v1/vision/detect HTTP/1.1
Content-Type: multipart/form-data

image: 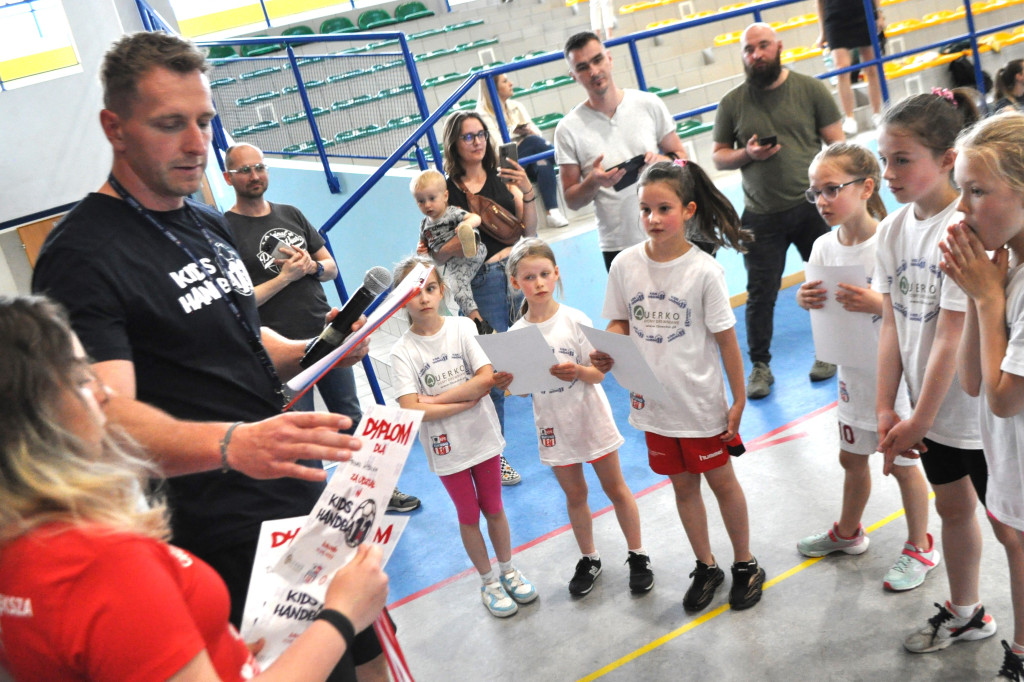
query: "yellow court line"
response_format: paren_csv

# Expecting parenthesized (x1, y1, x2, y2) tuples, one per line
(579, 492, 936, 681)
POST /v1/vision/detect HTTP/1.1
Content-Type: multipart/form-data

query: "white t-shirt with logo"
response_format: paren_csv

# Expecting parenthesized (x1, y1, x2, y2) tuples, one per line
(980, 264, 1024, 530)
(808, 231, 909, 431)
(875, 201, 980, 448)
(510, 305, 624, 465)
(390, 317, 504, 475)
(602, 243, 736, 437)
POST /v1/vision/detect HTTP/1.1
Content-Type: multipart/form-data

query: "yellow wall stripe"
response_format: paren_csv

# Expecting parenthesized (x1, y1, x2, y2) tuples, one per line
(0, 45, 78, 83)
(180, 0, 353, 38)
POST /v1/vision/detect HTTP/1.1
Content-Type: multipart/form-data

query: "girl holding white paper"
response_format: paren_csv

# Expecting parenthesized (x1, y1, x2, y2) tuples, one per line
(494, 238, 651, 598)
(0, 296, 390, 682)
(794, 143, 926, 589)
(590, 160, 764, 614)
(388, 257, 538, 618)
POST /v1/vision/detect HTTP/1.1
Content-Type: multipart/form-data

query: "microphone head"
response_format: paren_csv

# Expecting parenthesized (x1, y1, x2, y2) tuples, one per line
(364, 266, 393, 296)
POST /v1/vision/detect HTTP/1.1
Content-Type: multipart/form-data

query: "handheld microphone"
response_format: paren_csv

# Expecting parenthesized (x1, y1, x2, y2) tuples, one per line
(300, 266, 393, 368)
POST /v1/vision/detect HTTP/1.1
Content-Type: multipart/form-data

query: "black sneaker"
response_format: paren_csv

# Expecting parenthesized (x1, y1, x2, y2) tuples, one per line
(998, 640, 1024, 680)
(387, 488, 421, 513)
(729, 557, 766, 610)
(626, 551, 654, 593)
(474, 317, 495, 335)
(568, 556, 602, 596)
(683, 560, 725, 612)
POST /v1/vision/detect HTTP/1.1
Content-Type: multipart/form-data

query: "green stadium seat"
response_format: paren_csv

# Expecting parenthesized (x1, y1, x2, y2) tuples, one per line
(533, 113, 564, 130)
(648, 85, 679, 97)
(207, 45, 237, 59)
(327, 69, 365, 83)
(675, 119, 713, 138)
(454, 99, 476, 111)
(235, 91, 281, 106)
(320, 17, 358, 34)
(240, 37, 284, 57)
(444, 19, 484, 32)
(358, 9, 399, 30)
(282, 25, 314, 36)
(396, 2, 435, 21)
(239, 66, 282, 80)
(408, 28, 444, 40)
(209, 76, 235, 88)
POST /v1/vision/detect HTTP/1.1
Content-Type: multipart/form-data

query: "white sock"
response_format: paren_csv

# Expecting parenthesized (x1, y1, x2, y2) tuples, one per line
(585, 551, 601, 561)
(629, 548, 647, 557)
(481, 569, 496, 585)
(498, 560, 514, 575)
(949, 601, 980, 619)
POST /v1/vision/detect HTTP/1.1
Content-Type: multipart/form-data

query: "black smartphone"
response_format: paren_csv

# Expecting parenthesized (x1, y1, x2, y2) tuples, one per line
(759, 135, 778, 147)
(499, 142, 518, 182)
(269, 237, 292, 260)
(610, 154, 646, 192)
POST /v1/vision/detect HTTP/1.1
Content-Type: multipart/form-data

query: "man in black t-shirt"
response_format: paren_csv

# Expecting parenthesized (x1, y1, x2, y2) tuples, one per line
(223, 142, 421, 514)
(32, 32, 390, 681)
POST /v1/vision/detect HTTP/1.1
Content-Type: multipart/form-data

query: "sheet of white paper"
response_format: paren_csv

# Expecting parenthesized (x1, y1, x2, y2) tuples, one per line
(804, 263, 876, 367)
(474, 326, 561, 395)
(240, 514, 409, 635)
(243, 404, 422, 667)
(286, 264, 433, 399)
(580, 326, 671, 404)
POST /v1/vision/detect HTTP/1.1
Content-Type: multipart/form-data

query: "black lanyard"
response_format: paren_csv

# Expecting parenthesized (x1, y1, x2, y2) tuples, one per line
(106, 174, 288, 408)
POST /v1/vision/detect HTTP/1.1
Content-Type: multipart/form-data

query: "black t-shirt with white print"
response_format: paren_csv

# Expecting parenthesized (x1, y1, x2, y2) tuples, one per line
(32, 193, 322, 556)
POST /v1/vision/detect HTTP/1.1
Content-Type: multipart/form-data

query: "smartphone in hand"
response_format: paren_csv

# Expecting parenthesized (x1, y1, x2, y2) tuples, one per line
(759, 135, 778, 147)
(610, 154, 646, 192)
(499, 143, 518, 182)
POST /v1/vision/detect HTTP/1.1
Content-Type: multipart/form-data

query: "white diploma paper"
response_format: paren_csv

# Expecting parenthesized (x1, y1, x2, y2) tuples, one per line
(242, 404, 422, 666)
(804, 263, 876, 367)
(580, 326, 671, 404)
(474, 325, 561, 395)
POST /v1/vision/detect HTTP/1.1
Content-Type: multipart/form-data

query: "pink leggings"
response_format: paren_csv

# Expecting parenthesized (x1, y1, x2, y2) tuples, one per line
(438, 455, 504, 525)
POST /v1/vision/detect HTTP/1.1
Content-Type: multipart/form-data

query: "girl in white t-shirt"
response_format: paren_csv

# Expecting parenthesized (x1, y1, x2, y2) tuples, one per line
(388, 257, 537, 618)
(492, 238, 650, 598)
(940, 113, 1024, 680)
(873, 90, 995, 654)
(795, 143, 928, 588)
(591, 160, 762, 613)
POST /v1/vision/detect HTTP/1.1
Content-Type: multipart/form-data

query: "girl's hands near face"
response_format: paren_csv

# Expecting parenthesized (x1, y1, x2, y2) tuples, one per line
(939, 221, 1009, 303)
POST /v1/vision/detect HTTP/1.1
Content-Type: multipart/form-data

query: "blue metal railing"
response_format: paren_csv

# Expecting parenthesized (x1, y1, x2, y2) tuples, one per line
(137, 0, 1022, 405)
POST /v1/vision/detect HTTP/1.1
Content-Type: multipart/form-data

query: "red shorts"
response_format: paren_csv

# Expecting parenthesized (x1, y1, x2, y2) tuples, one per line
(645, 432, 744, 475)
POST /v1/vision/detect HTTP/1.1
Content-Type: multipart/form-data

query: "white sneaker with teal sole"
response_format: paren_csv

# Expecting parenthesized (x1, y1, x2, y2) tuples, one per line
(884, 534, 940, 591)
(500, 568, 538, 604)
(481, 581, 518, 617)
(797, 523, 869, 557)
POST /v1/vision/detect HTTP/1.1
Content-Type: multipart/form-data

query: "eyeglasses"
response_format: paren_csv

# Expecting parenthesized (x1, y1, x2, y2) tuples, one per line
(227, 163, 267, 175)
(459, 130, 488, 144)
(804, 178, 866, 203)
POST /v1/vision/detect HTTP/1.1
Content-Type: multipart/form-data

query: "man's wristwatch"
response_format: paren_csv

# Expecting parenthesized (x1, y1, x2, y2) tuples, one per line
(313, 261, 324, 279)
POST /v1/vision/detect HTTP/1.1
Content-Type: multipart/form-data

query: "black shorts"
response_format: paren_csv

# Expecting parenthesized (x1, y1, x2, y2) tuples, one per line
(822, 0, 873, 49)
(919, 438, 988, 506)
(203, 538, 388, 679)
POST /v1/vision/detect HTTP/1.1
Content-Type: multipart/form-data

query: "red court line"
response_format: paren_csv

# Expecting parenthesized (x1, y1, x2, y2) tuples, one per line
(389, 402, 836, 610)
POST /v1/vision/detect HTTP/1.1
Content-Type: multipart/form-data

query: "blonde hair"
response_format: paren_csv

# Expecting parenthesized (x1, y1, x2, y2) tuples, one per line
(410, 169, 446, 195)
(393, 255, 444, 293)
(0, 296, 168, 545)
(956, 112, 1024, 197)
(506, 238, 564, 315)
(812, 142, 887, 220)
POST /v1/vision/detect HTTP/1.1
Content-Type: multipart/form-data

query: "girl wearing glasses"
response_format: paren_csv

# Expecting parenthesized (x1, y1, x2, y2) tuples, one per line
(437, 111, 538, 485)
(794, 143, 925, 587)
